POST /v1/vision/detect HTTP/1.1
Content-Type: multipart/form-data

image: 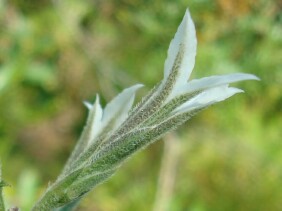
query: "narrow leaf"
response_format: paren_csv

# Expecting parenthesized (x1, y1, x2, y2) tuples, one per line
(176, 73, 259, 96)
(173, 85, 243, 114)
(164, 9, 197, 92)
(102, 84, 143, 129)
(61, 95, 102, 175)
(85, 95, 103, 145)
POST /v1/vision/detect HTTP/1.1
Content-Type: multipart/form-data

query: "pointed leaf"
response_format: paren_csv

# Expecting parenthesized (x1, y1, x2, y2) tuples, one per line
(100, 84, 143, 132)
(164, 9, 197, 87)
(81, 84, 144, 156)
(173, 85, 243, 114)
(176, 73, 259, 96)
(61, 95, 103, 175)
(87, 95, 103, 145)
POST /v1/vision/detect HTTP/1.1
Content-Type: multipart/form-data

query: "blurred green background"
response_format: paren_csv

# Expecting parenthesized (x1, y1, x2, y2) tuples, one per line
(0, 0, 281, 210)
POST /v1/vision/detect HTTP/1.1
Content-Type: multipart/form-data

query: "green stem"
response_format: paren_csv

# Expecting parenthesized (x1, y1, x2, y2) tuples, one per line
(0, 163, 5, 211)
(0, 187, 5, 211)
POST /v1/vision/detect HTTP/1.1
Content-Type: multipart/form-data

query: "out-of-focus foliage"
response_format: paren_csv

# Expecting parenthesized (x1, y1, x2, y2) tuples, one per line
(0, 0, 281, 210)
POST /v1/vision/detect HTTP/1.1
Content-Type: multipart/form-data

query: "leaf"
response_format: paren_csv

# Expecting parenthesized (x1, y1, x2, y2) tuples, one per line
(176, 73, 260, 96)
(61, 95, 103, 175)
(84, 84, 144, 146)
(163, 9, 197, 96)
(101, 84, 144, 132)
(173, 85, 243, 114)
(84, 95, 103, 145)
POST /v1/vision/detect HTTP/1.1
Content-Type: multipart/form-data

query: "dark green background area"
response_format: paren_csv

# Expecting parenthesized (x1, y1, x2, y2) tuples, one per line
(0, 0, 281, 210)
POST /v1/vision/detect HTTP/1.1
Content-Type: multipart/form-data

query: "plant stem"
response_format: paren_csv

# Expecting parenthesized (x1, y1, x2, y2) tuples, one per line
(0, 164, 6, 211)
(0, 187, 5, 211)
(153, 133, 181, 211)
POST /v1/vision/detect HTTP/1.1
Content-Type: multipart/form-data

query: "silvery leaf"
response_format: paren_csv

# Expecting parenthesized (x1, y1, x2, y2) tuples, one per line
(102, 84, 143, 128)
(175, 73, 259, 96)
(163, 9, 197, 100)
(173, 85, 243, 114)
